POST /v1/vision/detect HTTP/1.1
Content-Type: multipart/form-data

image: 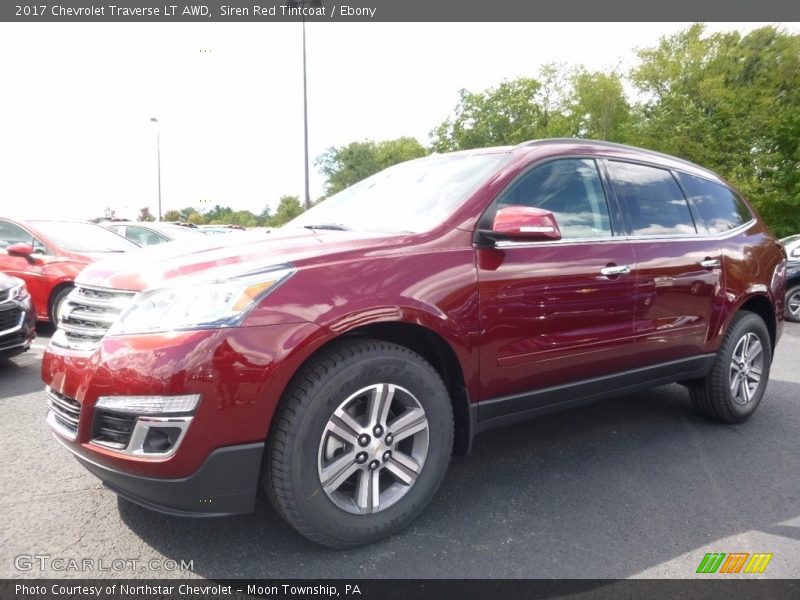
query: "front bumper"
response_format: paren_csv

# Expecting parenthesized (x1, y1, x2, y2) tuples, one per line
(0, 299, 36, 358)
(42, 322, 322, 482)
(53, 434, 264, 516)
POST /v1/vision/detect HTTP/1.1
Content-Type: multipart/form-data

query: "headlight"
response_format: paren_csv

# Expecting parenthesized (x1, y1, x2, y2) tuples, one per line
(108, 265, 295, 336)
(4, 279, 30, 305)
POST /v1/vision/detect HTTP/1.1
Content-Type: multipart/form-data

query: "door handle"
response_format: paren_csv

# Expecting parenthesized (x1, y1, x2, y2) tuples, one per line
(600, 265, 631, 277)
(700, 258, 721, 270)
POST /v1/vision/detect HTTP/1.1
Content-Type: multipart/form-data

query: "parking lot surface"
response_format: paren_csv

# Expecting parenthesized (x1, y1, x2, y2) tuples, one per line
(1, 323, 799, 579)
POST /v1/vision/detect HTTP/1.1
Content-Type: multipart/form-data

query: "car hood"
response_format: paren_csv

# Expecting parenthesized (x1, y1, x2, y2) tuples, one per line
(76, 228, 396, 291)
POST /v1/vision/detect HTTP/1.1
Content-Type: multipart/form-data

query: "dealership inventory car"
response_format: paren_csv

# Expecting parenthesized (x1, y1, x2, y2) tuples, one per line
(784, 237, 800, 322)
(781, 234, 800, 258)
(0, 273, 35, 360)
(0, 218, 138, 322)
(102, 221, 205, 246)
(42, 139, 786, 548)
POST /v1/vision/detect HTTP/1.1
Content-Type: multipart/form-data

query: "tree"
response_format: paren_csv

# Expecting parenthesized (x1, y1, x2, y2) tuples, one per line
(138, 207, 155, 222)
(187, 211, 205, 225)
(259, 205, 272, 224)
(179, 207, 198, 221)
(269, 195, 304, 227)
(204, 204, 234, 224)
(430, 65, 575, 152)
(162, 210, 182, 222)
(628, 24, 800, 236)
(569, 69, 630, 142)
(317, 137, 427, 196)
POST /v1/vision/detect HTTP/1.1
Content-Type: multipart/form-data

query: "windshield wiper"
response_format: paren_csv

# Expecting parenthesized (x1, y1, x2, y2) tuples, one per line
(303, 223, 350, 231)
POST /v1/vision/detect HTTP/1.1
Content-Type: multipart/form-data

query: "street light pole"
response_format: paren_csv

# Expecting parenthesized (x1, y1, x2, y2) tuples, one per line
(301, 13, 311, 210)
(150, 117, 162, 221)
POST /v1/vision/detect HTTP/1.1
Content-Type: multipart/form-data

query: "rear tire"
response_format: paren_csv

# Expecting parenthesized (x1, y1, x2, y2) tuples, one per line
(264, 338, 453, 548)
(689, 311, 772, 423)
(785, 285, 800, 323)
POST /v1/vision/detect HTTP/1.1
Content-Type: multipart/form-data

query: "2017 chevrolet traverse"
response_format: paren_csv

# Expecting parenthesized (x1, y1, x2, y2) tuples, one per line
(43, 139, 786, 547)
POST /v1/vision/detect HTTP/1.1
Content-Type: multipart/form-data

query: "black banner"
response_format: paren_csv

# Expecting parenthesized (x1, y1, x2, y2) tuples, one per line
(2, 0, 800, 22)
(5, 580, 800, 600)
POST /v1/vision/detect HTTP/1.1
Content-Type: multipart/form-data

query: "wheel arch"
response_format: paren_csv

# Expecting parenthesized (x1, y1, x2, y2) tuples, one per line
(46, 279, 75, 322)
(727, 293, 777, 358)
(270, 319, 475, 457)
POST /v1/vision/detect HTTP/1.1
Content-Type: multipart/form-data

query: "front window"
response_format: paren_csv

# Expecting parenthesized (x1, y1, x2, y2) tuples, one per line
(496, 158, 613, 239)
(288, 153, 512, 233)
(31, 221, 138, 253)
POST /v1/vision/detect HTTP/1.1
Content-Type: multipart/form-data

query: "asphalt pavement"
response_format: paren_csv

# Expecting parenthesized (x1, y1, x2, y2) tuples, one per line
(1, 323, 798, 579)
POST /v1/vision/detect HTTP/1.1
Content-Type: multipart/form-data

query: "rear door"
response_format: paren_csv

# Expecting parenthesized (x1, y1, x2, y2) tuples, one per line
(477, 158, 638, 403)
(603, 160, 724, 368)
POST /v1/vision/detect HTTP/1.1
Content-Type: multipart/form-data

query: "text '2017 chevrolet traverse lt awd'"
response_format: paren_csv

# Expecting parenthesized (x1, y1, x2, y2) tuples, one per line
(43, 139, 786, 547)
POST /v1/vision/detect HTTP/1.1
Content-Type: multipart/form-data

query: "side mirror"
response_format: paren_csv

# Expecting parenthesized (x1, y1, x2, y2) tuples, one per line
(479, 206, 562, 244)
(6, 243, 34, 257)
(792, 247, 800, 258)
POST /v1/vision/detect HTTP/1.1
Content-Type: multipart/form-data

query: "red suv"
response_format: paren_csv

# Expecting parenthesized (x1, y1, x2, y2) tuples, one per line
(42, 140, 786, 547)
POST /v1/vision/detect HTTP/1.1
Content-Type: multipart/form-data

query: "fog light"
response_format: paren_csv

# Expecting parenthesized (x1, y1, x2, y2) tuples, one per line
(143, 427, 183, 453)
(127, 416, 193, 458)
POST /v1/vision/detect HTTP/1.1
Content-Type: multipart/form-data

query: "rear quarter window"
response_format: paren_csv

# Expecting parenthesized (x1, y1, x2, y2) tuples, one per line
(677, 173, 753, 234)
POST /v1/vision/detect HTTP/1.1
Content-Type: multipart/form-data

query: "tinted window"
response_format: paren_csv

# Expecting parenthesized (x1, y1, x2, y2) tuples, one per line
(497, 159, 612, 238)
(606, 161, 696, 236)
(677, 173, 752, 233)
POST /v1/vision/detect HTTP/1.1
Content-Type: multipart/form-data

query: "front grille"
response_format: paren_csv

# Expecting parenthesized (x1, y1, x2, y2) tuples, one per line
(92, 410, 137, 450)
(0, 305, 22, 333)
(53, 284, 136, 351)
(46, 387, 82, 439)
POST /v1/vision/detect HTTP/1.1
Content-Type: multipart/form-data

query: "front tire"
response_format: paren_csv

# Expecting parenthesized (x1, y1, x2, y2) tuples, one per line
(265, 338, 454, 548)
(785, 285, 800, 323)
(48, 284, 73, 324)
(689, 311, 772, 423)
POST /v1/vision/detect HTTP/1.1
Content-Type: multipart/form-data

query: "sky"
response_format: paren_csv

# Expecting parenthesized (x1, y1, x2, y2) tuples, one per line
(0, 22, 794, 221)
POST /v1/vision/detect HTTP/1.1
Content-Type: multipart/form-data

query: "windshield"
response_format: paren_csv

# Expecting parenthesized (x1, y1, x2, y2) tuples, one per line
(288, 152, 511, 233)
(33, 221, 138, 253)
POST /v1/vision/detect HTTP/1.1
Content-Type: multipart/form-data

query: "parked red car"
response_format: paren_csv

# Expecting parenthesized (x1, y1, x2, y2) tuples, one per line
(0, 218, 137, 322)
(42, 140, 786, 548)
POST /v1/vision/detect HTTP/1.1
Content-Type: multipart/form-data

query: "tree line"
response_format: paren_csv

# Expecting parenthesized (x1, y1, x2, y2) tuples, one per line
(144, 25, 800, 237)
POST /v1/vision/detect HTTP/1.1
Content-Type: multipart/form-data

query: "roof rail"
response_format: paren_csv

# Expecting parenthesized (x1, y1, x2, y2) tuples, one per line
(513, 137, 713, 175)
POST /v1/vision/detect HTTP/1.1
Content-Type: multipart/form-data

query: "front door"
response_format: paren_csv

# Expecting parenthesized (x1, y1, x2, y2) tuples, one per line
(477, 158, 638, 404)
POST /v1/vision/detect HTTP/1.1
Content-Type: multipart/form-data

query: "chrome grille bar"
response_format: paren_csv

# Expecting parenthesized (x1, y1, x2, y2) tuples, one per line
(45, 386, 82, 440)
(52, 284, 137, 352)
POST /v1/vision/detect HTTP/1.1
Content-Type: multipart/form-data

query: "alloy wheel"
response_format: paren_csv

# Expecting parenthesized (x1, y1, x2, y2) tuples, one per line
(729, 332, 764, 406)
(317, 383, 429, 515)
(788, 290, 800, 319)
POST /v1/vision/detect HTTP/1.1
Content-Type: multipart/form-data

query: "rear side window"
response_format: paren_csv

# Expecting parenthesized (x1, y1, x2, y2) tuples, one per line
(677, 173, 752, 233)
(606, 161, 696, 236)
(497, 158, 613, 239)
